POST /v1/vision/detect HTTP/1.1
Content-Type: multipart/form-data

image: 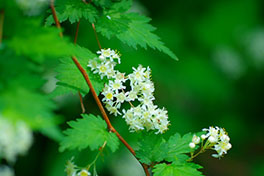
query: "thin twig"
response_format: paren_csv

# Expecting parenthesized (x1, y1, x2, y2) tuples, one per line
(50, 3, 149, 175)
(91, 23, 101, 50)
(73, 20, 85, 113)
(78, 91, 86, 113)
(87, 141, 107, 171)
(0, 9, 4, 45)
(74, 20, 80, 44)
(50, 0, 63, 38)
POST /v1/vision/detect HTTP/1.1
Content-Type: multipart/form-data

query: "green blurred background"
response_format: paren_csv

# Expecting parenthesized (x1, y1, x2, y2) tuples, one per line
(1, 0, 264, 175)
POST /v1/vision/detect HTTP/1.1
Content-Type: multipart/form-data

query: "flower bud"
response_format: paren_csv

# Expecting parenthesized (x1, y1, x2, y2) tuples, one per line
(189, 142, 195, 149)
(192, 135, 200, 144)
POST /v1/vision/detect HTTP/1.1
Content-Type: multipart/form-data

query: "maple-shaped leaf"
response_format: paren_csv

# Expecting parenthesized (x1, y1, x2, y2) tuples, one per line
(165, 133, 193, 162)
(51, 45, 106, 97)
(136, 133, 167, 165)
(60, 114, 119, 152)
(153, 163, 204, 176)
(96, 11, 178, 60)
(46, 0, 98, 25)
(8, 19, 72, 63)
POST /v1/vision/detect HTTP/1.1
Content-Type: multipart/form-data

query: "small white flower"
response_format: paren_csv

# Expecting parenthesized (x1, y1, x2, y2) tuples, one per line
(129, 65, 146, 83)
(97, 48, 114, 58)
(126, 91, 138, 101)
(140, 81, 155, 96)
(122, 109, 134, 120)
(203, 126, 219, 140)
(114, 71, 127, 82)
(212, 141, 232, 158)
(112, 52, 121, 64)
(221, 135, 230, 142)
(128, 118, 144, 132)
(87, 59, 98, 71)
(189, 142, 196, 149)
(102, 92, 114, 102)
(65, 158, 77, 176)
(109, 80, 125, 92)
(115, 92, 126, 103)
(208, 136, 218, 143)
(192, 135, 200, 144)
(201, 134, 207, 140)
(138, 96, 154, 108)
(77, 169, 91, 176)
(219, 128, 230, 142)
(133, 106, 142, 116)
(155, 123, 169, 134)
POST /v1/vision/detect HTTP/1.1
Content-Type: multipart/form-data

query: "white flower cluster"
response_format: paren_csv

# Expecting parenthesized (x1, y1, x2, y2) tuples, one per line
(189, 126, 232, 158)
(88, 48, 170, 134)
(0, 117, 33, 163)
(88, 48, 121, 79)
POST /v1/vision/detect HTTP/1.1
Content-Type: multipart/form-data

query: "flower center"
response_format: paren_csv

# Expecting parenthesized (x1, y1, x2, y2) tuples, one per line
(106, 93, 113, 100)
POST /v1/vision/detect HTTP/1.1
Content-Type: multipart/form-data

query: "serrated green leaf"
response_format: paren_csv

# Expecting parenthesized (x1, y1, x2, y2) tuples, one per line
(0, 87, 60, 130)
(96, 12, 178, 60)
(60, 114, 119, 152)
(92, 0, 113, 8)
(109, 0, 132, 12)
(46, 0, 98, 25)
(136, 133, 167, 165)
(51, 45, 106, 97)
(153, 163, 204, 176)
(165, 133, 193, 162)
(0, 49, 61, 138)
(8, 19, 72, 63)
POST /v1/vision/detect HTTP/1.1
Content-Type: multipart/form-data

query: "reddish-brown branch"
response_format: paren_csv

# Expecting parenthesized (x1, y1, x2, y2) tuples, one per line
(50, 3, 150, 176)
(74, 20, 80, 44)
(50, 0, 63, 38)
(74, 20, 85, 113)
(0, 9, 4, 45)
(91, 23, 102, 50)
(72, 56, 150, 176)
(71, 56, 114, 130)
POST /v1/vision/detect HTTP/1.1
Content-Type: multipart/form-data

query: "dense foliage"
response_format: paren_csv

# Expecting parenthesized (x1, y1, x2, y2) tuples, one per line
(1, 0, 263, 176)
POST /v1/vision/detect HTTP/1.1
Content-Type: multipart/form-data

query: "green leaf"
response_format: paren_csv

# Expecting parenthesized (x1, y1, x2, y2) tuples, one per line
(60, 114, 119, 152)
(51, 45, 106, 97)
(46, 0, 98, 25)
(8, 19, 72, 63)
(153, 163, 203, 176)
(109, 0, 132, 12)
(0, 87, 60, 130)
(96, 12, 178, 60)
(0, 49, 61, 138)
(136, 133, 167, 165)
(92, 0, 113, 8)
(165, 133, 193, 162)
